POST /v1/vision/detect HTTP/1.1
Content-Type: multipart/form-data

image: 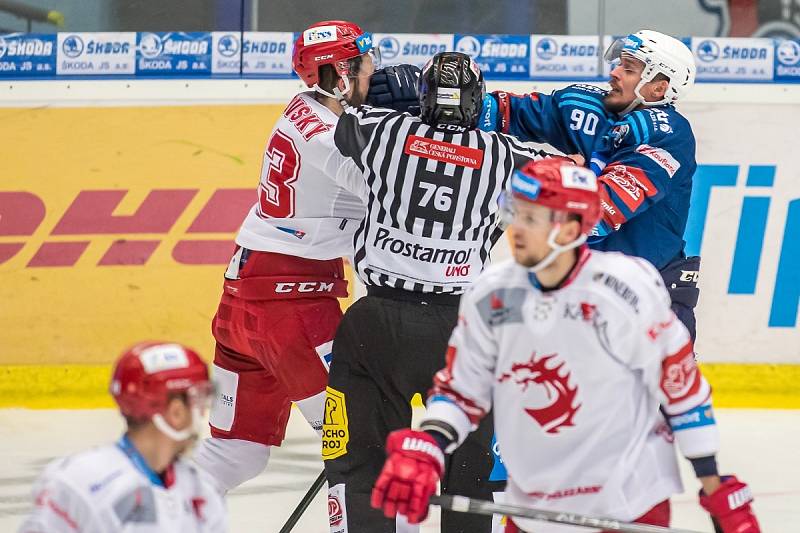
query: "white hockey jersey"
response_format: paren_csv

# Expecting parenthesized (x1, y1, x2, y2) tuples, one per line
(235, 91, 366, 260)
(19, 440, 226, 533)
(424, 248, 719, 532)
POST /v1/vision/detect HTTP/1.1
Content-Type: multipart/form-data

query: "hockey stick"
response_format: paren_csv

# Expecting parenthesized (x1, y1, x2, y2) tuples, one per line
(431, 494, 703, 533)
(278, 469, 326, 533)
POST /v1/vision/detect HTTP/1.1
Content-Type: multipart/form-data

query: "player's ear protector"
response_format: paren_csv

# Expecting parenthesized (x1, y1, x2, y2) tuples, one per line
(419, 52, 486, 130)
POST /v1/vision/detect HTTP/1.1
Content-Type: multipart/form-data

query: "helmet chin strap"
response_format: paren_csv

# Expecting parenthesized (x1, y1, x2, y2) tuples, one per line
(528, 225, 587, 273)
(313, 75, 352, 109)
(619, 66, 671, 116)
(152, 405, 203, 442)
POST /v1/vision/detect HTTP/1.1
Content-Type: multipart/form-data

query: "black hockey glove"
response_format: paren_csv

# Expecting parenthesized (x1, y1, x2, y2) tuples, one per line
(367, 64, 421, 115)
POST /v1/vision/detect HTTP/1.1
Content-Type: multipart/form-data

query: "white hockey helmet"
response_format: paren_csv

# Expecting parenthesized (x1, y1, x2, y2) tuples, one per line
(604, 30, 696, 113)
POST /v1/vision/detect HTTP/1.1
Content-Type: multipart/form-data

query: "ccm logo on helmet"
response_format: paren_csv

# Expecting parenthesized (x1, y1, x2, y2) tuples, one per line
(314, 54, 334, 61)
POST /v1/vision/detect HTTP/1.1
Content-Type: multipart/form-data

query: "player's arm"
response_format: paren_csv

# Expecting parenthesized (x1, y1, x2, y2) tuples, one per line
(19, 473, 99, 533)
(590, 141, 678, 239)
(371, 286, 498, 523)
(320, 128, 369, 203)
(627, 261, 760, 533)
(333, 105, 396, 168)
(481, 85, 601, 156)
(197, 469, 228, 533)
(421, 289, 499, 451)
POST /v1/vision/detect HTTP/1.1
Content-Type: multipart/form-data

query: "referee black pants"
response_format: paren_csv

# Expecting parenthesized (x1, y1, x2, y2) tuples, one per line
(324, 287, 500, 533)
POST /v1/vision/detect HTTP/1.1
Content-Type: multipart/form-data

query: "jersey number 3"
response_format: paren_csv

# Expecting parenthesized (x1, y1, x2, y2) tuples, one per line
(258, 130, 301, 218)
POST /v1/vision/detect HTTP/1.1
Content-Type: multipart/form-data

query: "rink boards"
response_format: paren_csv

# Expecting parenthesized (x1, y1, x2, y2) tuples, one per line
(0, 79, 798, 407)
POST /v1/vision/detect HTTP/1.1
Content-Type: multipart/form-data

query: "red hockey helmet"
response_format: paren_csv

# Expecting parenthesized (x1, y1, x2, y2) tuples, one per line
(110, 341, 211, 421)
(509, 158, 602, 234)
(292, 20, 379, 88)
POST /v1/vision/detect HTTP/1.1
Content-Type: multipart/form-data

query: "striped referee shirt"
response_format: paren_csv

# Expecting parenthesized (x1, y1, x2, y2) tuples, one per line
(326, 105, 545, 294)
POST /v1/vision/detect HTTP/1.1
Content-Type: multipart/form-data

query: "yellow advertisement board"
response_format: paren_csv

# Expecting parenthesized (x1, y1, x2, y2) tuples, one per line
(1, 102, 797, 409)
(1, 103, 291, 365)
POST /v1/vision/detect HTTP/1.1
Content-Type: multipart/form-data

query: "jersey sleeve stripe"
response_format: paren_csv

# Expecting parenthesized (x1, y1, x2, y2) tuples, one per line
(633, 112, 650, 144)
(557, 99, 606, 117)
(560, 91, 606, 108)
(625, 116, 643, 145)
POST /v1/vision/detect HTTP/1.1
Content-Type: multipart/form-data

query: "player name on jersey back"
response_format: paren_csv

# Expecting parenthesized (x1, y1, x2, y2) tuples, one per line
(236, 91, 365, 261)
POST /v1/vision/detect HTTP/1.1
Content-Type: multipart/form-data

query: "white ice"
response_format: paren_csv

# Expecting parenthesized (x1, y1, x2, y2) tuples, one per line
(0, 407, 797, 532)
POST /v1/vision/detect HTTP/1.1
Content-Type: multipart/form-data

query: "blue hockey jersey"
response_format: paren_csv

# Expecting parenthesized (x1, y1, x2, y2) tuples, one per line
(482, 84, 697, 270)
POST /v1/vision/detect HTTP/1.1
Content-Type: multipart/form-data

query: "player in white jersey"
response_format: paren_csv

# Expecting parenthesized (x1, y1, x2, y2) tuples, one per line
(192, 20, 381, 492)
(20, 342, 224, 533)
(371, 159, 761, 533)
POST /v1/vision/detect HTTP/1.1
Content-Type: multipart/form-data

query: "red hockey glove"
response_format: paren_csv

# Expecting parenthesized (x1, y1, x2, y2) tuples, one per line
(699, 475, 761, 533)
(371, 429, 444, 524)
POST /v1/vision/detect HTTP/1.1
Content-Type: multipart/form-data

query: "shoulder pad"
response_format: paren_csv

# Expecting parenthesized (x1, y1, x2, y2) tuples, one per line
(553, 85, 608, 106)
(565, 83, 608, 96)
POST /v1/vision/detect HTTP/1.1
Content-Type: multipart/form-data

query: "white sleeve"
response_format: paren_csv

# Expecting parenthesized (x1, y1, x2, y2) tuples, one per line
(421, 285, 498, 449)
(198, 472, 228, 533)
(320, 134, 369, 203)
(18, 470, 99, 533)
(626, 259, 719, 459)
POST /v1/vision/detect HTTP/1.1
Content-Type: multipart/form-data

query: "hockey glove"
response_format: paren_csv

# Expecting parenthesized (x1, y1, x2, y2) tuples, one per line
(699, 475, 760, 533)
(367, 65, 421, 115)
(371, 429, 444, 524)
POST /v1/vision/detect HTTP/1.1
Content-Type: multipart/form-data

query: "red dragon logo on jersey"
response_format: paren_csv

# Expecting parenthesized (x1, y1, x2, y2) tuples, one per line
(498, 352, 580, 434)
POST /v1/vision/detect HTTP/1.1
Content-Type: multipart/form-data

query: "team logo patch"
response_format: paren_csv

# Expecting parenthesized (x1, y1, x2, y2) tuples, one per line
(498, 352, 581, 434)
(322, 386, 350, 460)
(404, 135, 484, 169)
(607, 123, 630, 149)
(476, 288, 526, 327)
(660, 344, 700, 403)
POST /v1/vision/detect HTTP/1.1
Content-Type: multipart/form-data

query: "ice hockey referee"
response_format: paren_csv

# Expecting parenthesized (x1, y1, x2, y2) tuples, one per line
(322, 51, 546, 533)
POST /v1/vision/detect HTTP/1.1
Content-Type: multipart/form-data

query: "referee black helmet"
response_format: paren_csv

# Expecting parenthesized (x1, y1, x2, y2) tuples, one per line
(419, 52, 486, 129)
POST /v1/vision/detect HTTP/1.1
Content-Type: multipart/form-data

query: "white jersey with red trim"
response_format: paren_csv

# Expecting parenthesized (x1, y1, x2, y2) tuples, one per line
(424, 248, 718, 532)
(236, 91, 366, 260)
(19, 444, 226, 533)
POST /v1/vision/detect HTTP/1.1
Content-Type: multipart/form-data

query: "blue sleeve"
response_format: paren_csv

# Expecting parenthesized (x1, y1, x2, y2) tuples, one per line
(481, 84, 610, 158)
(592, 109, 695, 237)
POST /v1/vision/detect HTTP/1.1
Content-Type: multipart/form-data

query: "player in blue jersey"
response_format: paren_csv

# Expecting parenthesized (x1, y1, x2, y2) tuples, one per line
(481, 29, 702, 339)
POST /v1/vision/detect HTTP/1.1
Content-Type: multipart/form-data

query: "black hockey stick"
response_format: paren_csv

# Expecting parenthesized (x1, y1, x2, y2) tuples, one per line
(431, 494, 703, 533)
(278, 469, 326, 533)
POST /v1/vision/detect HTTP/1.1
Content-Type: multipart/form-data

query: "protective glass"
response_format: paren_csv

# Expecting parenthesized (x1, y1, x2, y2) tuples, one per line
(603, 38, 626, 63)
(185, 381, 215, 414)
(499, 191, 554, 230)
(343, 47, 381, 78)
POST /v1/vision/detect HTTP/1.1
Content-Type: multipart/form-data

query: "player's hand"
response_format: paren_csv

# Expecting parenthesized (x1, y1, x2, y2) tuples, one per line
(367, 65, 421, 115)
(566, 153, 586, 166)
(699, 475, 760, 533)
(371, 429, 444, 523)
